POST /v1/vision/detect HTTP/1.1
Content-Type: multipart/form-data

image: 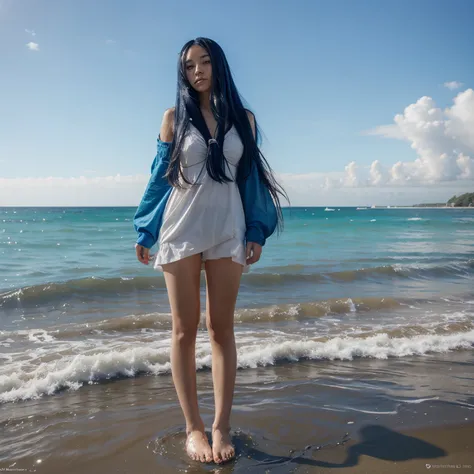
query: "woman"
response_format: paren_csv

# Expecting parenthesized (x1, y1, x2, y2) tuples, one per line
(133, 37, 288, 464)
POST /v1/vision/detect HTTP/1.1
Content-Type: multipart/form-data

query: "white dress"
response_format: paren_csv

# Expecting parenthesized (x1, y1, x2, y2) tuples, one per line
(152, 122, 250, 273)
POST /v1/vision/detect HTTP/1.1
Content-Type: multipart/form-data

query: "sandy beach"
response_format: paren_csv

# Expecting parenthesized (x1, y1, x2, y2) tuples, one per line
(2, 349, 473, 474)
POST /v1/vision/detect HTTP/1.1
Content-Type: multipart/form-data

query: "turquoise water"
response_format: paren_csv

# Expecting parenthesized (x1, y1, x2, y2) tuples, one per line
(1, 206, 474, 403)
(2, 206, 474, 290)
(1, 206, 474, 299)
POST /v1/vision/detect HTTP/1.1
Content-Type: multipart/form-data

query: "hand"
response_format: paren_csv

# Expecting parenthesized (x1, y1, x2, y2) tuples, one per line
(246, 241, 262, 265)
(135, 243, 151, 265)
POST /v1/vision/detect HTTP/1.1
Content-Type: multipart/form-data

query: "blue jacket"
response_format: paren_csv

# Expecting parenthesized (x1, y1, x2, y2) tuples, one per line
(133, 138, 278, 249)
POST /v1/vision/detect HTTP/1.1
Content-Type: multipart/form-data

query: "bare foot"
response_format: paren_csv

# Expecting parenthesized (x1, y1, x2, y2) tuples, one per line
(185, 429, 213, 463)
(212, 426, 235, 464)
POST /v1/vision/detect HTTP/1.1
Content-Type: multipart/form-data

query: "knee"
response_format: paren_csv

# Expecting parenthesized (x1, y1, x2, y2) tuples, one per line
(173, 322, 199, 344)
(206, 318, 234, 343)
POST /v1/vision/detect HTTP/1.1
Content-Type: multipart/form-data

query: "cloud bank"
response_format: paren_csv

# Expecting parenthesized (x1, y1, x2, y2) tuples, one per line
(342, 87, 474, 188)
(1, 173, 472, 208)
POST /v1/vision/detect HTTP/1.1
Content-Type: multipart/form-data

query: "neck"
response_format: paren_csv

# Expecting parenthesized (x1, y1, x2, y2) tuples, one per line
(199, 91, 212, 111)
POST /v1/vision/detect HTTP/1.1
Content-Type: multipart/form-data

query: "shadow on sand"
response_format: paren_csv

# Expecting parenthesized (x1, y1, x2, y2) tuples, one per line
(230, 424, 447, 473)
(153, 423, 447, 472)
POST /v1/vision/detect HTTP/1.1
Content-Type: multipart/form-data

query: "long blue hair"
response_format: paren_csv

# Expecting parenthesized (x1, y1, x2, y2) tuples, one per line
(165, 37, 289, 234)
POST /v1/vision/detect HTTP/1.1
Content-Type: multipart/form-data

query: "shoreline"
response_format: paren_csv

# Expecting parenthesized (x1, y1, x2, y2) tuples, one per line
(2, 352, 474, 473)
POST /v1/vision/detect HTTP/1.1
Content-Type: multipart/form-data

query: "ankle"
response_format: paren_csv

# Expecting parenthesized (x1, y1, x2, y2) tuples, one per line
(186, 421, 205, 435)
(212, 423, 231, 433)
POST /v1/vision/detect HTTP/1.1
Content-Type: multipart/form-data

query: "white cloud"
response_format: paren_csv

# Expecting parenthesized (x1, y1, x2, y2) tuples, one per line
(352, 88, 474, 187)
(343, 161, 358, 187)
(444, 81, 463, 90)
(445, 88, 474, 150)
(456, 153, 473, 179)
(106, 39, 117, 45)
(369, 160, 385, 186)
(362, 124, 405, 140)
(25, 29, 36, 36)
(277, 172, 474, 206)
(26, 42, 39, 51)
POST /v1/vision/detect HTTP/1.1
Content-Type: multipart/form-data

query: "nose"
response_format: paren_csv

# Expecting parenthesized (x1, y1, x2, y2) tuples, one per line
(195, 64, 204, 76)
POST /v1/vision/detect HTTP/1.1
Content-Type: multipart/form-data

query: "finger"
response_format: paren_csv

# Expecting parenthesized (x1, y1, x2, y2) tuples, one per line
(246, 242, 252, 260)
(247, 254, 256, 264)
(135, 245, 143, 263)
(136, 245, 148, 265)
(247, 246, 261, 265)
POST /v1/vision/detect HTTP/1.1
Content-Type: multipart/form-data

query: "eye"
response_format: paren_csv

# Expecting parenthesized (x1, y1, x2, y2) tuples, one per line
(186, 65, 193, 70)
(204, 60, 211, 64)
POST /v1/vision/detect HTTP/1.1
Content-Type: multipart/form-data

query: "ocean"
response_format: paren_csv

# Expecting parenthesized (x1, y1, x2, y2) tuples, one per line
(1, 206, 474, 473)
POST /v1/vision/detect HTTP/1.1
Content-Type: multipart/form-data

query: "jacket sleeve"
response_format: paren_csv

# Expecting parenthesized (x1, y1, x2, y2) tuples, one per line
(238, 160, 278, 247)
(133, 139, 173, 249)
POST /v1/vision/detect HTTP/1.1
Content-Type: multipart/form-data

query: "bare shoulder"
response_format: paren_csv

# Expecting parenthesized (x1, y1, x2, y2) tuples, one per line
(245, 109, 255, 124)
(245, 109, 256, 138)
(164, 107, 175, 118)
(160, 107, 175, 142)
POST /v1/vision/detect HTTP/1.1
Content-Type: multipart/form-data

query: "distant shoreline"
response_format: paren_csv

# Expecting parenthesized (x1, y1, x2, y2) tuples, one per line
(378, 206, 474, 209)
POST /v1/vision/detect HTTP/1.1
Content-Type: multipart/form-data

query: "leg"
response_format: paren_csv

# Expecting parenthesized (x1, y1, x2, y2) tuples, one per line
(204, 257, 243, 463)
(162, 253, 213, 463)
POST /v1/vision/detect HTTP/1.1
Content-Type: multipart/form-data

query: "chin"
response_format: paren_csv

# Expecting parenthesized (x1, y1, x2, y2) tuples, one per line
(194, 81, 211, 92)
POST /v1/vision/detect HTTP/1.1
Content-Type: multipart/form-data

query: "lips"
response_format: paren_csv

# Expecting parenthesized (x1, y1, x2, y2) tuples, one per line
(195, 78, 206, 84)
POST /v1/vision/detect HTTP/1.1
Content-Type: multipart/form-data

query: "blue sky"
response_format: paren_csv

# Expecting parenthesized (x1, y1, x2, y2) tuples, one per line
(0, 0, 473, 206)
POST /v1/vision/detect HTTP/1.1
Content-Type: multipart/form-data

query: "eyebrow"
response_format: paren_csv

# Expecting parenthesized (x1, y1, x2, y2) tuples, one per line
(185, 54, 210, 64)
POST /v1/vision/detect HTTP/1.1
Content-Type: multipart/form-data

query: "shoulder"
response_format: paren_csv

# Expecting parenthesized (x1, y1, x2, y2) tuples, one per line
(245, 109, 256, 138)
(245, 109, 255, 124)
(160, 107, 175, 142)
(164, 107, 175, 119)
(162, 107, 175, 127)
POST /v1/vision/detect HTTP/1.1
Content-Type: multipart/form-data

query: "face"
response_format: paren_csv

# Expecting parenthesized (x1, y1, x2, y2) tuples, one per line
(184, 44, 212, 93)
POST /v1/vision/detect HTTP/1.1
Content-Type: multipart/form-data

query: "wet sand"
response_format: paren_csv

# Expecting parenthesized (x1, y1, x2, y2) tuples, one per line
(1, 350, 474, 473)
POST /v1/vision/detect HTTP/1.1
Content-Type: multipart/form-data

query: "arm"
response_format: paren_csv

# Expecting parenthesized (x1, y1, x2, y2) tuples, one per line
(240, 159, 278, 247)
(241, 110, 278, 263)
(133, 109, 174, 253)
